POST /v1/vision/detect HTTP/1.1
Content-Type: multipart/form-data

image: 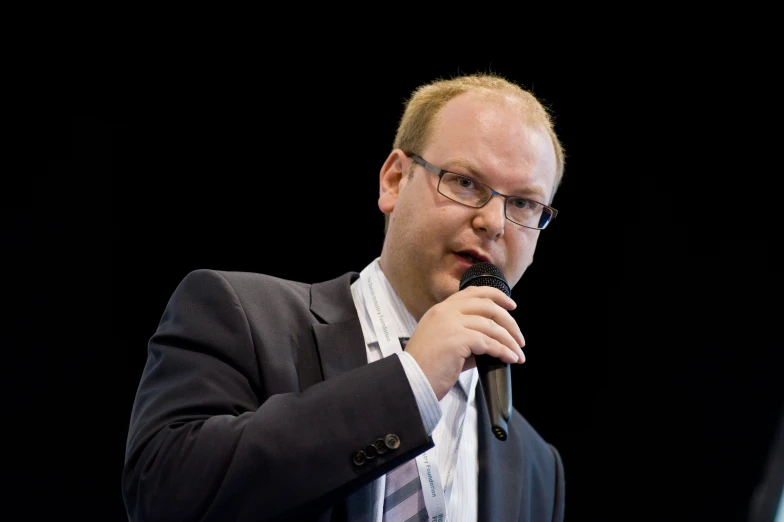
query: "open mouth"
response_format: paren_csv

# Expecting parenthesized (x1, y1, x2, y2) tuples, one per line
(457, 252, 484, 264)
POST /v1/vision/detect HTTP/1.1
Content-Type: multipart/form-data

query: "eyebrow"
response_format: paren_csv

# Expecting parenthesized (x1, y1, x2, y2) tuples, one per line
(445, 158, 548, 202)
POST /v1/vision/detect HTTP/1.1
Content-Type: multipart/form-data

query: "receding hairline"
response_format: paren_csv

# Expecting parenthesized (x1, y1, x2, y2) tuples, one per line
(429, 89, 556, 146)
(393, 74, 565, 186)
(400, 75, 550, 126)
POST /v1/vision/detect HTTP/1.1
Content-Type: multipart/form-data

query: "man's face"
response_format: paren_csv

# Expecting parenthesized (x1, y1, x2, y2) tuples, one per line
(378, 92, 558, 320)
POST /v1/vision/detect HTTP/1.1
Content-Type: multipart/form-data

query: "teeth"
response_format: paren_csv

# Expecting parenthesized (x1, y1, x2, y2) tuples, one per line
(462, 253, 480, 263)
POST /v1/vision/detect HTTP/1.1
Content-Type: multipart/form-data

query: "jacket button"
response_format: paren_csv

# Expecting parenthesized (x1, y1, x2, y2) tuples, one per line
(352, 450, 367, 466)
(384, 433, 400, 450)
(373, 438, 388, 455)
(365, 443, 378, 460)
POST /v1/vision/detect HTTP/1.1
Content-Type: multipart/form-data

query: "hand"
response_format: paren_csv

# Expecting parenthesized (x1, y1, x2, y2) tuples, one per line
(404, 286, 526, 401)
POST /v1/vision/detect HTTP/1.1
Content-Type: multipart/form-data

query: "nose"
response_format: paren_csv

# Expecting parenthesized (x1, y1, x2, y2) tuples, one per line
(472, 193, 506, 239)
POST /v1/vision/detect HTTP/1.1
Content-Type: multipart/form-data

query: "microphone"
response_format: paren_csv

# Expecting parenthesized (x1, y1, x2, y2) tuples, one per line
(459, 262, 513, 441)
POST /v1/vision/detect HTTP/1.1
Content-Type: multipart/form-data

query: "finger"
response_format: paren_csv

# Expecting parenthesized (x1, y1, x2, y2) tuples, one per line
(459, 322, 526, 364)
(453, 299, 525, 347)
(471, 332, 525, 364)
(451, 285, 517, 310)
(460, 315, 522, 356)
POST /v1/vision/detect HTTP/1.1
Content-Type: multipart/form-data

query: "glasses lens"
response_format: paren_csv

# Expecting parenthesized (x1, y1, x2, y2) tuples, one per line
(506, 198, 552, 229)
(438, 172, 492, 207)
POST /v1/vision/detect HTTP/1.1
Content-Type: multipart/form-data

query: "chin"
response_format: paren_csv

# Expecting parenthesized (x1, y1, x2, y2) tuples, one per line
(432, 275, 460, 304)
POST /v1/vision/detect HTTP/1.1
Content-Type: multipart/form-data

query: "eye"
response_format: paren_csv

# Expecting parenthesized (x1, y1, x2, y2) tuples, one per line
(511, 197, 530, 209)
(455, 176, 475, 189)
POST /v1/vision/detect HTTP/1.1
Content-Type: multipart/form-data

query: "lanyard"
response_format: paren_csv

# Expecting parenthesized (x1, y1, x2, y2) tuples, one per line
(359, 263, 449, 522)
(415, 450, 448, 521)
(360, 263, 403, 358)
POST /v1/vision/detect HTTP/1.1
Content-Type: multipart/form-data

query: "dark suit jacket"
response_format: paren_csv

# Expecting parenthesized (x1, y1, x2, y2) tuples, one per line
(122, 269, 565, 522)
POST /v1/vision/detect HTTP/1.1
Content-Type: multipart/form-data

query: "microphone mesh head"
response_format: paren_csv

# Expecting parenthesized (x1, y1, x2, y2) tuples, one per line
(459, 262, 511, 297)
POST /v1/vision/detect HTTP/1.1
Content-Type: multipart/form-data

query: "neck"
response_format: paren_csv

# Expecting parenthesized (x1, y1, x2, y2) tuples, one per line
(376, 256, 428, 322)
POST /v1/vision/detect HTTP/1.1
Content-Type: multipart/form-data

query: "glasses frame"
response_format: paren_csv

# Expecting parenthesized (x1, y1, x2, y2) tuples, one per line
(407, 153, 558, 230)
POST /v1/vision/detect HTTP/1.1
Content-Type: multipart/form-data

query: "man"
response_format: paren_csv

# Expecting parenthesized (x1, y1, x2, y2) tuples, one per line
(122, 73, 566, 522)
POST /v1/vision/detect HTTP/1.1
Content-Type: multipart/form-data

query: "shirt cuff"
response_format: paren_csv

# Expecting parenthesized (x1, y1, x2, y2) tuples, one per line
(397, 351, 441, 435)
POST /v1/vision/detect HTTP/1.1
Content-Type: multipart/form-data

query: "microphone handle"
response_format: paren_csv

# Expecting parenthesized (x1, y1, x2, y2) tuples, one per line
(475, 354, 512, 441)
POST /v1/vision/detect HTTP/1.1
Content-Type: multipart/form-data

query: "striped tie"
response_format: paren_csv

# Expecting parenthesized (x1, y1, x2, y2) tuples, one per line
(382, 458, 427, 522)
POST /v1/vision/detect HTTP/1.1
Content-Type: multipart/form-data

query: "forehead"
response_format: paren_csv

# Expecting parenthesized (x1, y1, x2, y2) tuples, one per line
(426, 92, 557, 200)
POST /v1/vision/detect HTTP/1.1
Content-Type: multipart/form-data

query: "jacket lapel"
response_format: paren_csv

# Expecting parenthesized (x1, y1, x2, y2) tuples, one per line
(305, 271, 368, 521)
(309, 272, 367, 381)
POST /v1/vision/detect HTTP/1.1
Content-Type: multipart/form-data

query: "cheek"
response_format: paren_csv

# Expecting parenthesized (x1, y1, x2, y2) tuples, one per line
(506, 233, 539, 284)
(404, 196, 455, 237)
(390, 199, 441, 255)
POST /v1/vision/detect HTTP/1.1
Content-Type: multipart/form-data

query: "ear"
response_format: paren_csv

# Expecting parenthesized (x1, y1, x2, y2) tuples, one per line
(378, 149, 408, 214)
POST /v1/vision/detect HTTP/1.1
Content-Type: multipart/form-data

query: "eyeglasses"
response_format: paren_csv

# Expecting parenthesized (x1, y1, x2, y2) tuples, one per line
(408, 153, 558, 230)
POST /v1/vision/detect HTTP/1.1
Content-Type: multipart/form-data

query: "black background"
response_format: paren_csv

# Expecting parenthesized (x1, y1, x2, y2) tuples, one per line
(23, 42, 783, 522)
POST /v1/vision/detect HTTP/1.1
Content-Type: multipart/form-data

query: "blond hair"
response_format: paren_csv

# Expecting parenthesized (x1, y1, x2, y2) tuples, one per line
(396, 73, 564, 188)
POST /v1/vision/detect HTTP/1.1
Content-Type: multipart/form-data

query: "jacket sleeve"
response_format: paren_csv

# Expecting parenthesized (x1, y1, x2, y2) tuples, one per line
(121, 269, 432, 522)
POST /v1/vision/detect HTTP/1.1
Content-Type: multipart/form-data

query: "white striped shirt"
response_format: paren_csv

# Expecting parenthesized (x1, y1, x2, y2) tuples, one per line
(346, 258, 479, 522)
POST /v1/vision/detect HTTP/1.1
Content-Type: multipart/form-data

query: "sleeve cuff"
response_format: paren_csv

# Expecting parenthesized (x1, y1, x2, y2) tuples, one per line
(396, 351, 441, 435)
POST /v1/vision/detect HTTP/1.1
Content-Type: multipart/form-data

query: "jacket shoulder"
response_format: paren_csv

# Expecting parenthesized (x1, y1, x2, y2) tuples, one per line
(176, 268, 359, 323)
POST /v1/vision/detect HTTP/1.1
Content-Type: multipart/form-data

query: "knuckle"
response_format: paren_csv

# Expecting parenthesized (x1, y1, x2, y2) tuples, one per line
(484, 334, 496, 353)
(472, 332, 489, 354)
(428, 304, 447, 319)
